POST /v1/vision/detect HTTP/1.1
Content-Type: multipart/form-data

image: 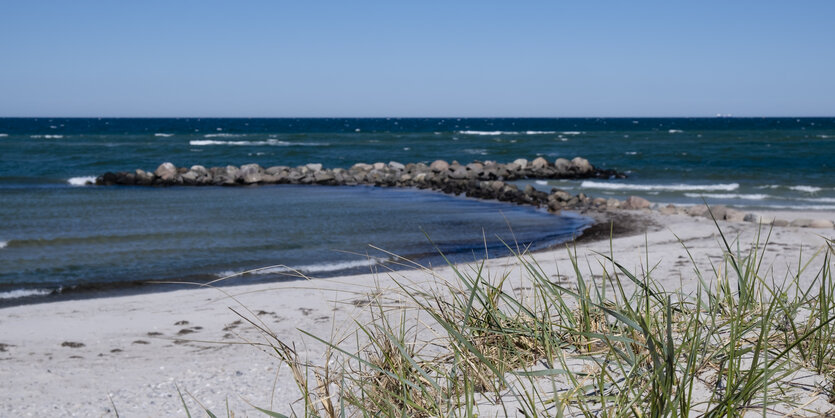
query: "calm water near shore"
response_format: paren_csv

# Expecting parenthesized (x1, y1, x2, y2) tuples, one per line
(1, 117, 833, 303)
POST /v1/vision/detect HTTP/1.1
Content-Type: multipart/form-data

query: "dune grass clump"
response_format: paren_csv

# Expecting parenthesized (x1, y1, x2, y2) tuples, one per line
(187, 220, 835, 417)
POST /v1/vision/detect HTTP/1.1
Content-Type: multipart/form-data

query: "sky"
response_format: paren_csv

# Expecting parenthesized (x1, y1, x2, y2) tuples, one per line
(1, 1, 834, 117)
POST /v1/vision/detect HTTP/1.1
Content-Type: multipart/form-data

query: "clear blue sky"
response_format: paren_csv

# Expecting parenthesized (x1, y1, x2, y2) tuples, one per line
(1, 1, 834, 117)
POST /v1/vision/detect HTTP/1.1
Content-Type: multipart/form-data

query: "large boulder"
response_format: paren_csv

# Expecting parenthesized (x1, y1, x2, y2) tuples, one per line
(530, 157, 549, 170)
(239, 164, 264, 184)
(430, 160, 450, 172)
(810, 219, 835, 229)
(623, 195, 651, 210)
(554, 158, 571, 174)
(571, 157, 592, 174)
(154, 162, 178, 181)
(512, 158, 529, 170)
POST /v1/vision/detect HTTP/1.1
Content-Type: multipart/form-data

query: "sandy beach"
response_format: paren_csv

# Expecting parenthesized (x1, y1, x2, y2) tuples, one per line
(1, 207, 833, 416)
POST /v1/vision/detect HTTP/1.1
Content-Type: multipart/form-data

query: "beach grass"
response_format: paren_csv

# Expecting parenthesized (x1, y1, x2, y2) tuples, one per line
(188, 219, 835, 417)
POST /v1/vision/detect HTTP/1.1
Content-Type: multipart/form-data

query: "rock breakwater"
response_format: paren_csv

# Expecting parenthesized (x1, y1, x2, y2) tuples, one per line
(96, 157, 624, 212)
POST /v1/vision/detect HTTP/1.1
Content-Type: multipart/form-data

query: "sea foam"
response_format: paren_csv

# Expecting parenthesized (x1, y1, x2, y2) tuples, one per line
(0, 133, 8, 137)
(189, 139, 327, 147)
(0, 241, 6, 249)
(684, 193, 769, 200)
(217, 258, 381, 277)
(457, 130, 561, 135)
(790, 185, 822, 193)
(67, 176, 96, 186)
(581, 181, 739, 192)
(0, 288, 52, 300)
(203, 133, 245, 138)
(154, 133, 174, 137)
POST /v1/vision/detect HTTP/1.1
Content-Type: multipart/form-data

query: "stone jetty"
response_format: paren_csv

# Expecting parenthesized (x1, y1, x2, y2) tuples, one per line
(96, 157, 625, 212)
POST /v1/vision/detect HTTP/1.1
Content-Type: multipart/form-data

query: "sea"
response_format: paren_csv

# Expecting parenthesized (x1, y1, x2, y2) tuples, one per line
(1, 117, 833, 305)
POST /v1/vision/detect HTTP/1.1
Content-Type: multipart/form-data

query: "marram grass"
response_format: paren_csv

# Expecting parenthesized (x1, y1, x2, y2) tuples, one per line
(184, 220, 835, 417)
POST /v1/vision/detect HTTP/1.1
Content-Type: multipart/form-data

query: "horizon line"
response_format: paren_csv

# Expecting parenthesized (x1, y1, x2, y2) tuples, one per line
(1, 115, 834, 119)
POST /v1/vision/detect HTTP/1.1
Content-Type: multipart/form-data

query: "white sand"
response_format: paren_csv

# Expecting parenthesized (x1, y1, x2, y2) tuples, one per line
(1, 209, 833, 416)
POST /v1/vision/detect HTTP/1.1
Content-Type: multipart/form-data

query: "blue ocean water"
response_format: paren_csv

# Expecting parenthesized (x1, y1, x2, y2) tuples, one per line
(1, 118, 833, 303)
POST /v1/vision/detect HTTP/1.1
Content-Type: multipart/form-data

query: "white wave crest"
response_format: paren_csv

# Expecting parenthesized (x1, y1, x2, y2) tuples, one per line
(684, 193, 769, 200)
(790, 185, 822, 193)
(0, 241, 6, 249)
(0, 288, 52, 300)
(581, 181, 739, 192)
(668, 129, 684, 133)
(203, 133, 245, 138)
(458, 130, 505, 135)
(798, 196, 835, 203)
(67, 176, 96, 186)
(463, 148, 488, 155)
(457, 130, 562, 136)
(0, 133, 8, 137)
(30, 135, 64, 139)
(217, 258, 382, 277)
(560, 131, 583, 135)
(189, 139, 327, 147)
(154, 133, 174, 137)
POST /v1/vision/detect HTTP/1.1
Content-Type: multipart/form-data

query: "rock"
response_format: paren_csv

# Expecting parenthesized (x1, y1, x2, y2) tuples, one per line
(266, 166, 289, 175)
(744, 213, 763, 223)
(606, 198, 621, 209)
(530, 157, 549, 169)
(314, 171, 335, 183)
(181, 170, 200, 183)
(225, 165, 241, 182)
(135, 169, 154, 185)
(513, 158, 528, 169)
(388, 161, 405, 171)
(372, 162, 386, 171)
(466, 163, 484, 174)
(592, 197, 607, 207)
(551, 190, 572, 202)
(571, 157, 592, 174)
(809, 219, 834, 229)
(351, 163, 373, 171)
(554, 158, 571, 173)
(623, 196, 651, 210)
(704, 205, 728, 220)
(239, 164, 264, 184)
(449, 168, 470, 180)
(490, 181, 505, 192)
(790, 219, 813, 228)
(430, 160, 449, 172)
(724, 208, 745, 222)
(305, 163, 323, 172)
(686, 205, 709, 217)
(154, 162, 177, 181)
(658, 204, 678, 215)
